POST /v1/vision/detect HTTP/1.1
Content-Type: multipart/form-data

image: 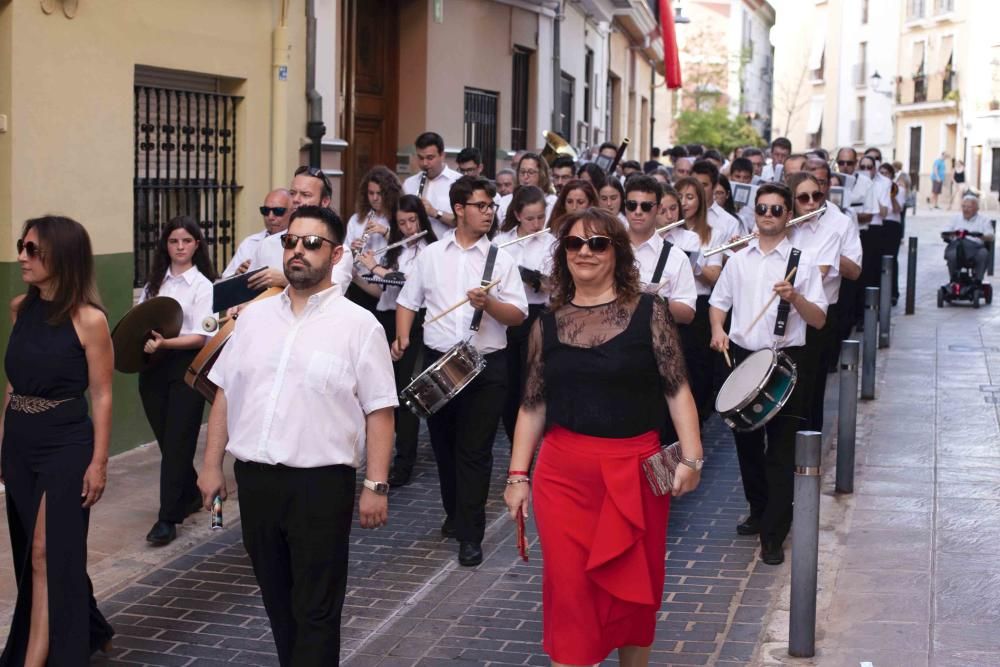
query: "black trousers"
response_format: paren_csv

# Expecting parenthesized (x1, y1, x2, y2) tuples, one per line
(138, 349, 205, 524)
(805, 301, 839, 433)
(856, 225, 886, 323)
(376, 309, 424, 475)
(502, 304, 545, 442)
(679, 296, 716, 424)
(235, 461, 355, 667)
(883, 220, 903, 300)
(728, 344, 812, 546)
(425, 347, 507, 543)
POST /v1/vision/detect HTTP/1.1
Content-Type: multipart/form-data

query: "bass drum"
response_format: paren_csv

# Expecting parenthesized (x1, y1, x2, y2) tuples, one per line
(184, 287, 282, 402)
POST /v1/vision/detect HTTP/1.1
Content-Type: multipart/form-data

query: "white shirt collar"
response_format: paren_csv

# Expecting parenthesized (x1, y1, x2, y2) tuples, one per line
(278, 284, 342, 315)
(166, 265, 201, 285)
(631, 231, 662, 252)
(443, 230, 492, 255)
(748, 235, 793, 258)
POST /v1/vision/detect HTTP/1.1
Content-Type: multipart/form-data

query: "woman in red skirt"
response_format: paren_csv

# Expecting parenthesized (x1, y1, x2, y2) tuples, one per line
(504, 207, 704, 667)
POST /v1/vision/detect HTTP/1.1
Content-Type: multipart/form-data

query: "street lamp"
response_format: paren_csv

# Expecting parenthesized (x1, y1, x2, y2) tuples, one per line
(869, 70, 893, 98)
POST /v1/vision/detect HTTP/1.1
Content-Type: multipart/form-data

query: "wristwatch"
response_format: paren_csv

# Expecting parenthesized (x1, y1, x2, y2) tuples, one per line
(363, 479, 390, 496)
(680, 457, 705, 471)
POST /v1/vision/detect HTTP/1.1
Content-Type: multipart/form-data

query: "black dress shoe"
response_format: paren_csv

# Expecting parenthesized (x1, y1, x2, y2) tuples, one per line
(736, 516, 760, 536)
(760, 540, 784, 565)
(458, 541, 483, 567)
(440, 518, 457, 538)
(387, 469, 412, 489)
(146, 520, 177, 546)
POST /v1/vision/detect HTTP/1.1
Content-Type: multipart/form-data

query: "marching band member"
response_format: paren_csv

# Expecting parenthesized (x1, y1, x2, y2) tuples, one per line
(550, 155, 576, 195)
(345, 166, 401, 310)
(497, 153, 557, 222)
(250, 167, 354, 296)
(138, 216, 216, 546)
(393, 176, 528, 567)
(673, 177, 727, 421)
(494, 185, 552, 442)
(504, 207, 703, 667)
(197, 205, 397, 666)
(576, 162, 608, 191)
(548, 179, 599, 235)
(402, 132, 461, 240)
(599, 178, 628, 225)
(692, 160, 741, 242)
(495, 168, 516, 197)
(222, 189, 291, 278)
(624, 176, 696, 326)
(658, 187, 702, 255)
(356, 195, 438, 488)
(709, 183, 828, 565)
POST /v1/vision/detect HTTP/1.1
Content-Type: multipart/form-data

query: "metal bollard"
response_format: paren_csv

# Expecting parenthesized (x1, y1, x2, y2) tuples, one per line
(836, 341, 860, 494)
(861, 287, 878, 400)
(879, 255, 892, 349)
(789, 430, 822, 658)
(905, 237, 917, 315)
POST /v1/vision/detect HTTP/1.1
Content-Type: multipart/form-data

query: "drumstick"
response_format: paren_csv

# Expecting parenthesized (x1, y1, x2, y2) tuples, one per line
(424, 278, 502, 326)
(746, 266, 798, 333)
(722, 347, 733, 368)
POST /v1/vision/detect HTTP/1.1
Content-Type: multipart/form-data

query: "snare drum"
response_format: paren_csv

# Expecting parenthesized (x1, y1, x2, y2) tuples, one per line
(715, 348, 797, 432)
(400, 341, 486, 418)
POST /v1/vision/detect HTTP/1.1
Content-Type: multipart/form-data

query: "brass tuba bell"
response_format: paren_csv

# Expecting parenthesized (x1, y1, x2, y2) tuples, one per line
(540, 130, 578, 166)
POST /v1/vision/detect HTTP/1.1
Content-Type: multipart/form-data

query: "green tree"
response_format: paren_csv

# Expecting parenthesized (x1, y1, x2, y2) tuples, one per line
(674, 107, 764, 155)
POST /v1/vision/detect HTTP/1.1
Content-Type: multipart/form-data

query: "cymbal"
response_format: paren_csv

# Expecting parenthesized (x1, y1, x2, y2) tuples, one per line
(111, 297, 183, 373)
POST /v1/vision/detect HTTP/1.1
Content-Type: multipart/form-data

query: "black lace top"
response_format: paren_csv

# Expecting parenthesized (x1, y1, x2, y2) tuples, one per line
(522, 292, 688, 438)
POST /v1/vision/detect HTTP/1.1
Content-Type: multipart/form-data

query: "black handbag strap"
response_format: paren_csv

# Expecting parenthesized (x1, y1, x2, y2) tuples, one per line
(773, 247, 801, 337)
(470, 243, 498, 332)
(650, 240, 673, 285)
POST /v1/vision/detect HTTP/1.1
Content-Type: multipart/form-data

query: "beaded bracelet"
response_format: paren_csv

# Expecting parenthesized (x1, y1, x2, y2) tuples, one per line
(505, 478, 530, 486)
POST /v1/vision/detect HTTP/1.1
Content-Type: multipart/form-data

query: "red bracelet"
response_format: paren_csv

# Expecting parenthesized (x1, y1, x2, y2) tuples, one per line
(508, 469, 529, 477)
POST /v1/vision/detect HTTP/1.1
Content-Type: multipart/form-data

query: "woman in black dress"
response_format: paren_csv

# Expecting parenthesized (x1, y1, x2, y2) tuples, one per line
(2, 216, 115, 665)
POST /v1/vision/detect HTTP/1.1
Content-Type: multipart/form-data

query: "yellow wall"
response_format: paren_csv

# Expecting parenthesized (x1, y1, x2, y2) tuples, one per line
(0, 1, 12, 250)
(1, 0, 307, 260)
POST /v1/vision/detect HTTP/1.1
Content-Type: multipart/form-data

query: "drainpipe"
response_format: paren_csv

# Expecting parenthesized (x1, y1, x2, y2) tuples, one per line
(551, 1, 562, 134)
(271, 2, 291, 188)
(305, 0, 326, 169)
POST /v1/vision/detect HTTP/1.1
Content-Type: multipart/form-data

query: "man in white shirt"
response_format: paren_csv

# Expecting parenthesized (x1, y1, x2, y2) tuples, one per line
(625, 176, 696, 324)
(945, 195, 994, 282)
(250, 167, 354, 295)
(550, 155, 576, 195)
(495, 168, 515, 197)
(394, 176, 528, 567)
(760, 137, 792, 183)
(402, 132, 461, 240)
(197, 205, 397, 666)
(709, 183, 828, 566)
(855, 155, 887, 330)
(222, 189, 291, 278)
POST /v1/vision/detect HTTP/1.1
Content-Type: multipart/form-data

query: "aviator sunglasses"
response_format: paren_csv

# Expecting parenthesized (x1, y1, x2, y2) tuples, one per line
(17, 239, 44, 259)
(279, 233, 338, 251)
(624, 200, 657, 213)
(563, 235, 613, 253)
(795, 191, 825, 205)
(754, 203, 787, 217)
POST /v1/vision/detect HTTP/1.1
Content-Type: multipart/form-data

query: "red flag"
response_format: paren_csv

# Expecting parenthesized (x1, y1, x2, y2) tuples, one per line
(659, 0, 683, 89)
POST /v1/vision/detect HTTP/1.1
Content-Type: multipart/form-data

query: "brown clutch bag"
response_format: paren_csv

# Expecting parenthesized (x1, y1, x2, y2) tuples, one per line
(641, 441, 683, 496)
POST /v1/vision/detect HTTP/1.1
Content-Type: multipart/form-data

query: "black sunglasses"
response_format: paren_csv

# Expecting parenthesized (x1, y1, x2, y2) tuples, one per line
(624, 200, 657, 213)
(17, 239, 44, 259)
(563, 235, 613, 253)
(754, 204, 787, 217)
(795, 192, 825, 204)
(279, 233, 339, 251)
(260, 206, 288, 217)
(836, 159, 856, 167)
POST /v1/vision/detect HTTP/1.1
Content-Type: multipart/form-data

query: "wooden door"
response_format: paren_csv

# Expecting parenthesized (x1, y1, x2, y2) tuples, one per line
(343, 0, 399, 216)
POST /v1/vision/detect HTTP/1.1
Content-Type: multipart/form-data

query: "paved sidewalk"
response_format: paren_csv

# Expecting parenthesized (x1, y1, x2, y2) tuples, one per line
(756, 209, 1000, 667)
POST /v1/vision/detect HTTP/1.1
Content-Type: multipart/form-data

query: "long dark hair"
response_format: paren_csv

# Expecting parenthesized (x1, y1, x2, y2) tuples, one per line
(355, 165, 401, 219)
(674, 176, 711, 246)
(501, 185, 547, 233)
(576, 162, 608, 191)
(145, 215, 218, 297)
(18, 216, 105, 324)
(549, 207, 640, 309)
(549, 180, 599, 236)
(717, 175, 737, 217)
(384, 194, 438, 270)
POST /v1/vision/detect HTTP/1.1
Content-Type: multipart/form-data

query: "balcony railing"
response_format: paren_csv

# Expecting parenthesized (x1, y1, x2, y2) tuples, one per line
(896, 71, 959, 105)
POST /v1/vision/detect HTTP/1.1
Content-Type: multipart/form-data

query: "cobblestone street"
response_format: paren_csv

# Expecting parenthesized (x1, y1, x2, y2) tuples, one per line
(90, 416, 781, 666)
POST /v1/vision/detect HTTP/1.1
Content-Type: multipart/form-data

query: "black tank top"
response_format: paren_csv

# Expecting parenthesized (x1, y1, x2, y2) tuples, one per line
(5, 295, 89, 399)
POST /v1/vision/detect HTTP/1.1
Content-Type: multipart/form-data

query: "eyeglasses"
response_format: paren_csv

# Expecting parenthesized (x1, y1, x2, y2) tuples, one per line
(754, 204, 787, 217)
(624, 200, 657, 213)
(259, 206, 288, 216)
(17, 239, 44, 259)
(279, 233, 339, 251)
(518, 169, 539, 177)
(462, 200, 499, 214)
(836, 160, 856, 167)
(563, 235, 613, 253)
(294, 166, 331, 190)
(795, 192, 825, 204)
(459, 167, 480, 176)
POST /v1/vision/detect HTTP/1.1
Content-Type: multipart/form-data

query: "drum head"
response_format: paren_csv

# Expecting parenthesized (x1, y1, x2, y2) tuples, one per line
(716, 349, 776, 412)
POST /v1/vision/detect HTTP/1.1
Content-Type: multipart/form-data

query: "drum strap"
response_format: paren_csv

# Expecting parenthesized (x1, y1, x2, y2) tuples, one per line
(773, 247, 802, 337)
(651, 241, 674, 284)
(470, 243, 499, 332)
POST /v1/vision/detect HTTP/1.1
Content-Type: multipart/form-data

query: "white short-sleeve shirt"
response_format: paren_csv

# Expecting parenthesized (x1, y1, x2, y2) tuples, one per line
(139, 266, 214, 338)
(222, 230, 269, 278)
(402, 167, 461, 240)
(632, 233, 697, 310)
(493, 228, 556, 306)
